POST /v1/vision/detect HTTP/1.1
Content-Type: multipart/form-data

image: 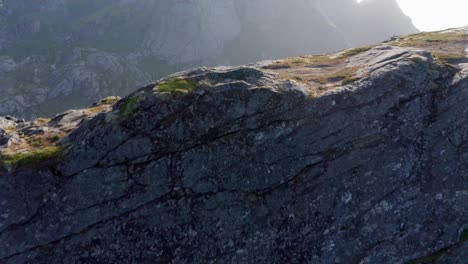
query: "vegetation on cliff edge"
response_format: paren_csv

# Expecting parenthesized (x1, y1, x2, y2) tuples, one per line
(1, 146, 63, 169)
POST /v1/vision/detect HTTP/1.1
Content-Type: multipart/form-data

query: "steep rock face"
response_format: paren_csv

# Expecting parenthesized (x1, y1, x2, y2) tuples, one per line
(0, 0, 417, 118)
(0, 29, 467, 263)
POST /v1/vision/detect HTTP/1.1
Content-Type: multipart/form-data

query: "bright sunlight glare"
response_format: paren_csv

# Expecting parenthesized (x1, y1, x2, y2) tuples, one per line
(357, 0, 468, 31)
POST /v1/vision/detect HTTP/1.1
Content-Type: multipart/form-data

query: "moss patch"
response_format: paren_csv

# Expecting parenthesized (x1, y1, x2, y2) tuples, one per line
(1, 146, 63, 169)
(119, 96, 140, 118)
(155, 78, 198, 93)
(26, 137, 46, 148)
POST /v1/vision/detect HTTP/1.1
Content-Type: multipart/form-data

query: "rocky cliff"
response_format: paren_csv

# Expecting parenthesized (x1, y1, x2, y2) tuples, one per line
(0, 28, 467, 263)
(0, 0, 417, 118)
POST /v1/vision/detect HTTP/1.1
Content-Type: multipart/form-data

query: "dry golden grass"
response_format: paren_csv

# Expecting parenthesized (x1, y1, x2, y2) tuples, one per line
(264, 54, 338, 70)
(338, 46, 374, 59)
(308, 67, 361, 86)
(288, 54, 336, 65)
(84, 104, 112, 115)
(394, 32, 467, 47)
(432, 52, 466, 64)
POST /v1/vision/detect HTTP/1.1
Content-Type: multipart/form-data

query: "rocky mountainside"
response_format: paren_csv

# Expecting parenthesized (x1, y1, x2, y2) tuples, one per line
(0, 0, 417, 118)
(1, 28, 467, 263)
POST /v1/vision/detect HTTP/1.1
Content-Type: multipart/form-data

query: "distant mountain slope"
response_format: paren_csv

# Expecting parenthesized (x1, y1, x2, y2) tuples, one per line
(315, 0, 418, 46)
(0, 0, 417, 118)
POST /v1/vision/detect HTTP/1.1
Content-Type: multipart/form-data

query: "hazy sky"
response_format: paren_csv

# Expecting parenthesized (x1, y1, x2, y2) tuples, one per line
(358, 0, 468, 31)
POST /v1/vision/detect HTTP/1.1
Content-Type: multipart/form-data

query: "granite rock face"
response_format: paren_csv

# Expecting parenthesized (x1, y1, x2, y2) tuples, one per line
(0, 0, 417, 118)
(0, 29, 467, 263)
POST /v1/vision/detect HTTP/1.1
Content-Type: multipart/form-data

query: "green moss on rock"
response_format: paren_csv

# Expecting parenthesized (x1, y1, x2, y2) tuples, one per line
(1, 146, 63, 169)
(155, 78, 198, 93)
(119, 96, 140, 118)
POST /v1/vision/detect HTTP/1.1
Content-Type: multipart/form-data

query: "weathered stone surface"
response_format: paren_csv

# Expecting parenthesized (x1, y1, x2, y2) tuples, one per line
(0, 41, 466, 263)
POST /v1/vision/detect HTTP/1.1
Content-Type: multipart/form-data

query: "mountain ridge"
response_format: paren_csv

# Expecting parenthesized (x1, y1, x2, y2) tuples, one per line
(0, 0, 417, 118)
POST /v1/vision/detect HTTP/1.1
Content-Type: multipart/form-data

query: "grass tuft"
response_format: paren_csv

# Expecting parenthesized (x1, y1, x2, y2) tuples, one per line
(155, 78, 198, 93)
(393, 32, 467, 47)
(1, 146, 63, 169)
(4, 126, 17, 133)
(308, 67, 360, 86)
(339, 46, 374, 59)
(432, 52, 466, 64)
(291, 55, 335, 65)
(99, 96, 121, 105)
(119, 96, 140, 118)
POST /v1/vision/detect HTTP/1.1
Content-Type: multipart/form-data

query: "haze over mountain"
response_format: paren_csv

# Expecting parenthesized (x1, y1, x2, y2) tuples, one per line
(0, 0, 417, 118)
